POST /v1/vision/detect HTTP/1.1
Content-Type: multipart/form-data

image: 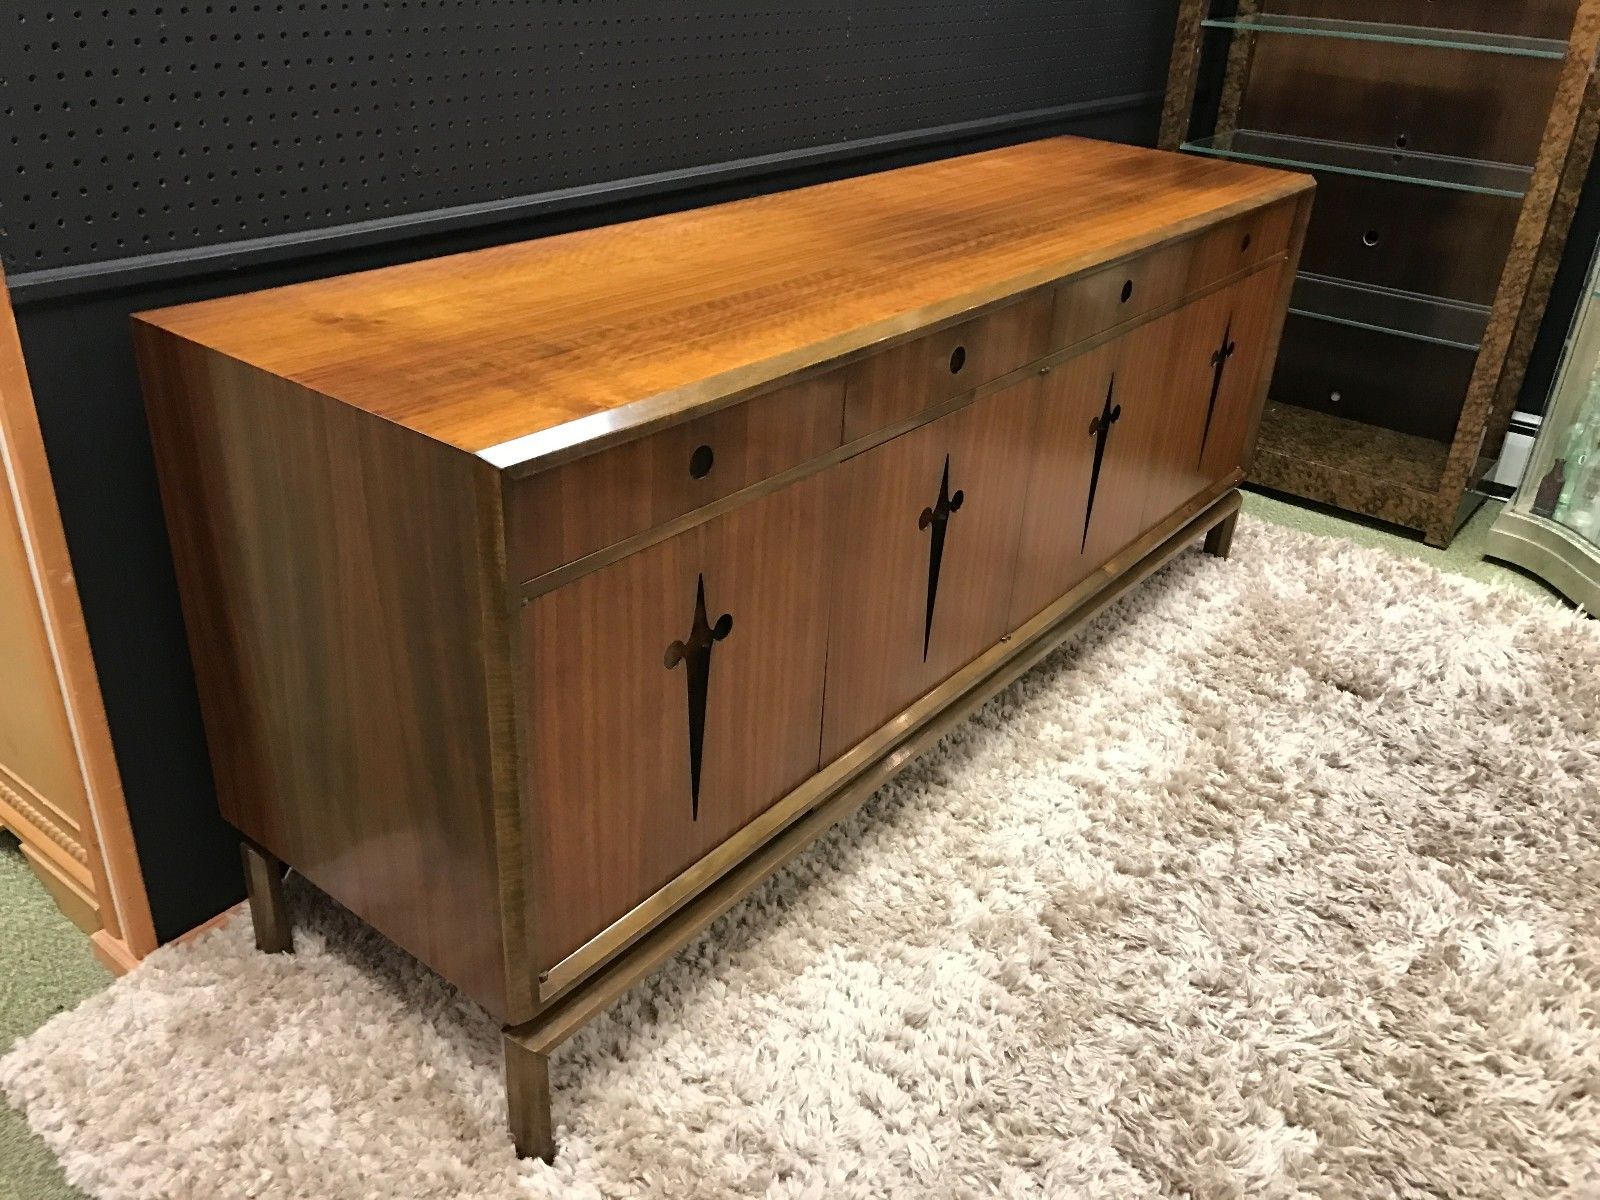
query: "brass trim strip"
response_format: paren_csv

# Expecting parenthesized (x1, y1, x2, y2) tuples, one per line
(530, 478, 1244, 1007)
(516, 256, 1282, 603)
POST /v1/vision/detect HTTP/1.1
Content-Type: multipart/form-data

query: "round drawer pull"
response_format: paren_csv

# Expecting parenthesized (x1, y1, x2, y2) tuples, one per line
(1241, 232, 1253, 252)
(949, 345, 967, 374)
(1120, 279, 1134, 303)
(689, 444, 715, 479)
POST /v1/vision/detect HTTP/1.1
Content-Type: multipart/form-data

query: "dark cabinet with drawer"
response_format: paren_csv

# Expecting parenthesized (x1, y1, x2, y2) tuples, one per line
(135, 137, 1311, 1161)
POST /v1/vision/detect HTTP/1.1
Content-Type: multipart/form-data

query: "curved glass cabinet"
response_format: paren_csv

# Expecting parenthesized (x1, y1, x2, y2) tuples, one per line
(1486, 243, 1600, 609)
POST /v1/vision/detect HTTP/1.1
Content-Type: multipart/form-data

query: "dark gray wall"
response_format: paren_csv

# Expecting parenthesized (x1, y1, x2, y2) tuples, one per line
(1, 1, 1180, 941)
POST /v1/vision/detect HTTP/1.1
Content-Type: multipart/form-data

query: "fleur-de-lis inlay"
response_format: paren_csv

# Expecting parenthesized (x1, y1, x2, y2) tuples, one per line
(1083, 375, 1122, 552)
(663, 574, 733, 821)
(1198, 318, 1237, 462)
(918, 455, 966, 662)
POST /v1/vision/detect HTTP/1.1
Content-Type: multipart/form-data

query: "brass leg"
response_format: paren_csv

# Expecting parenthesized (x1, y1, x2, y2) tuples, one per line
(240, 841, 293, 954)
(1203, 511, 1238, 559)
(504, 1031, 556, 1162)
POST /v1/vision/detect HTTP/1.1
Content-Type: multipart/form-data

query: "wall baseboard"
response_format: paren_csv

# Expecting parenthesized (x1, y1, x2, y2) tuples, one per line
(1486, 418, 1543, 497)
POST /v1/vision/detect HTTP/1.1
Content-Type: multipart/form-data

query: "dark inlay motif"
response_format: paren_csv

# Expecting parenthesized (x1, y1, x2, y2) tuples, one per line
(917, 455, 966, 662)
(663, 574, 733, 820)
(1084, 375, 1122, 552)
(1198, 317, 1237, 462)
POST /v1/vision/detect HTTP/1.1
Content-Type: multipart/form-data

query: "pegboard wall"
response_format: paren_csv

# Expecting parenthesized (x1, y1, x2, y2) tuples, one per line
(1, 0, 1174, 275)
(1, 1, 1176, 945)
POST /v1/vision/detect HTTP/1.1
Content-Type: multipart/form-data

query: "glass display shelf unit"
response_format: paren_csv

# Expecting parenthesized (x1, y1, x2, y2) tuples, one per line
(1182, 131, 1532, 198)
(1198, 14, 1567, 59)
(1287, 274, 1490, 353)
(1531, 375, 1600, 547)
(1488, 235, 1600, 610)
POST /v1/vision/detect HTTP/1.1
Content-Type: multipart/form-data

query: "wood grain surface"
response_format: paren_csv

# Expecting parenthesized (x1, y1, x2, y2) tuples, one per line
(138, 334, 530, 1021)
(841, 290, 1053, 441)
(820, 383, 1036, 763)
(137, 134, 1307, 1044)
(134, 138, 1309, 463)
(522, 472, 835, 968)
(1241, 37, 1560, 166)
(507, 372, 845, 581)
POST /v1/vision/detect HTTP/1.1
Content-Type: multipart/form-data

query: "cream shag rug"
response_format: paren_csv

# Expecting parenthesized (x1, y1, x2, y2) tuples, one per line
(6, 516, 1600, 1200)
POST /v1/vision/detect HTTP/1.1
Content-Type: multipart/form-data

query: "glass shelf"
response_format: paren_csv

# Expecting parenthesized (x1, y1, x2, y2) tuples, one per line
(1182, 130, 1531, 198)
(1287, 274, 1490, 352)
(1200, 14, 1567, 59)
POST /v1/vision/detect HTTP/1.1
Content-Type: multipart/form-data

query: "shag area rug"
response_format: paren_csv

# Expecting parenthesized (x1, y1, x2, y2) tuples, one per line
(5, 516, 1600, 1199)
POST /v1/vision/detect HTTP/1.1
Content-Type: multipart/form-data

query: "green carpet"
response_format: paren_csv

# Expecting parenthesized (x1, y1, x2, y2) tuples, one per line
(1242, 491, 1560, 602)
(0, 836, 107, 1200)
(0, 493, 1561, 1200)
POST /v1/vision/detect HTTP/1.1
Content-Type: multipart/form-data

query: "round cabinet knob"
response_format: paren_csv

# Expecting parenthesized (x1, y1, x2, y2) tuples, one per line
(689, 444, 715, 479)
(1120, 279, 1134, 303)
(1241, 232, 1253, 253)
(949, 345, 967, 374)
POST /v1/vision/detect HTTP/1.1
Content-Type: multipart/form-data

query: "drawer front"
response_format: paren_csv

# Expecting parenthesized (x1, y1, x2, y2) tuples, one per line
(1051, 202, 1293, 353)
(1185, 201, 1296, 295)
(508, 373, 845, 581)
(1050, 240, 1193, 350)
(842, 291, 1054, 441)
(822, 379, 1036, 762)
(523, 472, 835, 969)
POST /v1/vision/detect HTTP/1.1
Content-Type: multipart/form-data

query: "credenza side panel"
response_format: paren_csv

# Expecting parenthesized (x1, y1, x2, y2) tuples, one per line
(137, 333, 526, 1021)
(522, 471, 835, 970)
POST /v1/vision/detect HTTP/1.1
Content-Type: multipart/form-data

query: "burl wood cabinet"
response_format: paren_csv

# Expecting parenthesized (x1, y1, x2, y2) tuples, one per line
(135, 137, 1311, 1160)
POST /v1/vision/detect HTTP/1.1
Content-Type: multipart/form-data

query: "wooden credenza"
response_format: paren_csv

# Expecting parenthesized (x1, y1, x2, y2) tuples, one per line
(135, 137, 1311, 1159)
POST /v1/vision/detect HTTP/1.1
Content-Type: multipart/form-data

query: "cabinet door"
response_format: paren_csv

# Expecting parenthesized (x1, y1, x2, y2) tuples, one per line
(1193, 263, 1285, 487)
(523, 472, 834, 969)
(821, 384, 1035, 763)
(1008, 317, 1172, 627)
(1145, 263, 1287, 531)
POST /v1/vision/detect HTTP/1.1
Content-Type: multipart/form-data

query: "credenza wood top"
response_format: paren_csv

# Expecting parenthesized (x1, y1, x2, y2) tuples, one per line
(136, 137, 1309, 468)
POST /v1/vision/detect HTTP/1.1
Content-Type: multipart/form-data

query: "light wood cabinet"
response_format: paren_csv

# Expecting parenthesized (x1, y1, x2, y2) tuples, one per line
(0, 265, 154, 969)
(135, 137, 1312, 1159)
